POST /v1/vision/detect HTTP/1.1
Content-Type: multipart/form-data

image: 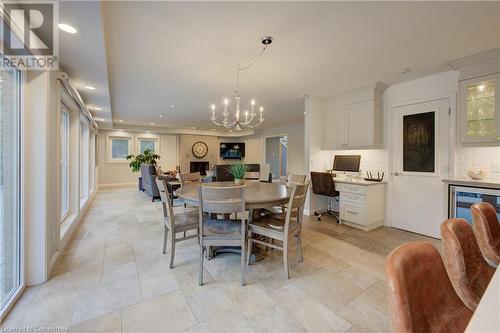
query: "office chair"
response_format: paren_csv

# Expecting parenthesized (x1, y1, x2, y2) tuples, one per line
(310, 172, 339, 222)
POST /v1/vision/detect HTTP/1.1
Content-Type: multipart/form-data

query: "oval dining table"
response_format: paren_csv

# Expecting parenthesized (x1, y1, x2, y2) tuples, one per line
(175, 180, 291, 260)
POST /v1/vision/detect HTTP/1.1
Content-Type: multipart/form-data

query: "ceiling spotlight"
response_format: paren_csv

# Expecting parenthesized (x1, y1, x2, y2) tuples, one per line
(58, 23, 77, 34)
(399, 68, 411, 74)
(171, 105, 175, 108)
(150, 122, 155, 126)
(118, 120, 124, 123)
(159, 115, 163, 118)
(261, 36, 273, 46)
(85, 86, 96, 90)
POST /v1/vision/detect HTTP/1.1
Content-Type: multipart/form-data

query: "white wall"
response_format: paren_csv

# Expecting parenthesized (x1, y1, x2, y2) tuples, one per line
(98, 130, 178, 186)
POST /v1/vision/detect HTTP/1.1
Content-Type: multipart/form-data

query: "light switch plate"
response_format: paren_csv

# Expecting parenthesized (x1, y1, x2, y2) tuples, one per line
(492, 162, 500, 173)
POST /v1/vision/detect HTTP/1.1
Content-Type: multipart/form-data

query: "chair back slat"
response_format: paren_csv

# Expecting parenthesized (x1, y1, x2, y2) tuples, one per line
(198, 186, 246, 215)
(180, 172, 202, 186)
(284, 181, 310, 228)
(286, 173, 306, 185)
(155, 178, 175, 228)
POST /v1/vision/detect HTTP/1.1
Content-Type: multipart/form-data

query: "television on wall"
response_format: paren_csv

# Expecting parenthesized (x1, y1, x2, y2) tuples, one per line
(220, 142, 245, 160)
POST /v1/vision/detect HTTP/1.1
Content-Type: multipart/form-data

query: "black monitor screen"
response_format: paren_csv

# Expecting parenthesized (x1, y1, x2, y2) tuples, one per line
(333, 155, 361, 172)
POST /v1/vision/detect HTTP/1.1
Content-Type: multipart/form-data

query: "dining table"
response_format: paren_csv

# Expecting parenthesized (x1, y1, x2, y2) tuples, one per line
(175, 180, 291, 260)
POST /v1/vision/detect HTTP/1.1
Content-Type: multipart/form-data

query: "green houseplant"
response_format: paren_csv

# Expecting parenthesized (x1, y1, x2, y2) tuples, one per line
(226, 163, 250, 185)
(126, 149, 161, 172)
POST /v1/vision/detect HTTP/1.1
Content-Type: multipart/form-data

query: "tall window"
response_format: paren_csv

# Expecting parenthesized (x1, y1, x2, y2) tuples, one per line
(110, 137, 130, 160)
(138, 138, 157, 153)
(60, 109, 69, 219)
(80, 116, 89, 205)
(0, 58, 21, 313)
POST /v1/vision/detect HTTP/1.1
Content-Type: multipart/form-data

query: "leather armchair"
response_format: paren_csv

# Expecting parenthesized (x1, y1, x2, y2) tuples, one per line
(386, 242, 473, 333)
(441, 218, 495, 310)
(471, 202, 500, 266)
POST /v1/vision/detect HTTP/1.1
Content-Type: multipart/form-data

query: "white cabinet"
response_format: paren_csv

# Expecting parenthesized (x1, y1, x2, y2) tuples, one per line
(459, 73, 500, 144)
(451, 48, 500, 145)
(321, 82, 385, 150)
(336, 181, 385, 231)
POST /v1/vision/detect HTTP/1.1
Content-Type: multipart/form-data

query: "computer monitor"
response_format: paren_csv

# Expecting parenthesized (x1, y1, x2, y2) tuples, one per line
(333, 155, 361, 172)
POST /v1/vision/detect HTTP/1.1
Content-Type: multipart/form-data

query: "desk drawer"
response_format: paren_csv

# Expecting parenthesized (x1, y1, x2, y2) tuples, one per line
(340, 202, 365, 225)
(340, 192, 365, 204)
(339, 184, 366, 195)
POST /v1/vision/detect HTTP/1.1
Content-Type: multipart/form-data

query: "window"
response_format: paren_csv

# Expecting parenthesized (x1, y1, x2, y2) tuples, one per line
(60, 109, 69, 219)
(138, 138, 157, 154)
(110, 137, 131, 160)
(0, 58, 21, 313)
(80, 116, 90, 205)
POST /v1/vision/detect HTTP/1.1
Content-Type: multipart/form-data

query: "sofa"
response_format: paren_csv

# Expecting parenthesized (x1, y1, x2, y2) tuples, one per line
(140, 164, 176, 201)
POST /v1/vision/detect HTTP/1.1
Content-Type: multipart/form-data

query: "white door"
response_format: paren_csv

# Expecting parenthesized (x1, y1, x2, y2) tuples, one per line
(391, 98, 450, 238)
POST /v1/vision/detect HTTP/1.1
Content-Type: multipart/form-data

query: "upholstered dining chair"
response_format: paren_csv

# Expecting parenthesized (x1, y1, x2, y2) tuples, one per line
(179, 171, 202, 186)
(285, 173, 306, 185)
(471, 202, 500, 266)
(198, 185, 247, 286)
(156, 178, 199, 268)
(440, 218, 495, 311)
(246, 182, 310, 280)
(386, 242, 473, 333)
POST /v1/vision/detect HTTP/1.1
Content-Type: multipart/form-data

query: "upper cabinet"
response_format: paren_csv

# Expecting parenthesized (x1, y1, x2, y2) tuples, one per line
(450, 48, 500, 145)
(321, 82, 386, 150)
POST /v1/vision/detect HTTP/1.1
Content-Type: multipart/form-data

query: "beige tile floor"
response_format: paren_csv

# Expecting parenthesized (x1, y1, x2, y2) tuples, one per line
(4, 186, 441, 333)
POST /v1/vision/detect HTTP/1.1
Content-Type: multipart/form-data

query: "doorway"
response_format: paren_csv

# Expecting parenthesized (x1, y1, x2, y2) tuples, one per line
(266, 136, 287, 180)
(391, 98, 450, 238)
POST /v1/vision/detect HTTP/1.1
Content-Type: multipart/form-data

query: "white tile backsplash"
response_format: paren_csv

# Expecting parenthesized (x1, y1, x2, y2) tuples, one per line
(455, 146, 500, 180)
(322, 149, 388, 178)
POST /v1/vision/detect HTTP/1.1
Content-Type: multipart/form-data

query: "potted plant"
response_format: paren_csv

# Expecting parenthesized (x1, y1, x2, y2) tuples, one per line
(126, 149, 161, 190)
(226, 163, 250, 186)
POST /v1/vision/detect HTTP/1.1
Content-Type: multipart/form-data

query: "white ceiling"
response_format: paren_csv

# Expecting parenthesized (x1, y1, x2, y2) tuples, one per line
(59, 1, 500, 132)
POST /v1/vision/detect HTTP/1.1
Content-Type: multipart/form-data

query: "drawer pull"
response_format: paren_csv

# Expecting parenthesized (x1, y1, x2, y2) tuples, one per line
(347, 210, 358, 215)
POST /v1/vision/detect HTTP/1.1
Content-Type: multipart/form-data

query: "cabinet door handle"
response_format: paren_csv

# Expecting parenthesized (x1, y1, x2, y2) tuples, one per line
(347, 210, 357, 215)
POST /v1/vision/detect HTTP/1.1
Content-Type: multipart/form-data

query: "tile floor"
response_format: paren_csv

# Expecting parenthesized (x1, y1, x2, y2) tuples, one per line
(4, 186, 441, 332)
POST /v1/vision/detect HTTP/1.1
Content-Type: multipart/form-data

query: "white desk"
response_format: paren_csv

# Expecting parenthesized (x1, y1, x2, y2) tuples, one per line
(333, 178, 386, 231)
(465, 267, 500, 332)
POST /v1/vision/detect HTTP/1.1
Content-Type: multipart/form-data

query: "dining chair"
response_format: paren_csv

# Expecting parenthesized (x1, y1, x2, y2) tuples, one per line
(285, 173, 306, 185)
(386, 241, 473, 333)
(179, 172, 202, 186)
(246, 181, 310, 280)
(471, 202, 500, 266)
(156, 178, 199, 268)
(441, 218, 495, 310)
(198, 185, 247, 286)
(244, 171, 260, 180)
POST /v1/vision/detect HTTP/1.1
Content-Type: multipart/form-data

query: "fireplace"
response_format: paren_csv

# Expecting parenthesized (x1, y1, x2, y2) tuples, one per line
(190, 161, 209, 175)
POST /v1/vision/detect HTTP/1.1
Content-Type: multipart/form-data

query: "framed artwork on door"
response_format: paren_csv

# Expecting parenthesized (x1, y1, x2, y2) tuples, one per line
(402, 111, 435, 173)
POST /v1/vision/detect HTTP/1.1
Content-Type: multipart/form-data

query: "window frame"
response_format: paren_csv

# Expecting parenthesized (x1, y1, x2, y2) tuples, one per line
(137, 136, 159, 154)
(59, 108, 70, 221)
(107, 134, 133, 163)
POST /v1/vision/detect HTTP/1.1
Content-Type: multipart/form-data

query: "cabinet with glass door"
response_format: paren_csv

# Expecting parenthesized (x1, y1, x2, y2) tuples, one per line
(460, 73, 500, 143)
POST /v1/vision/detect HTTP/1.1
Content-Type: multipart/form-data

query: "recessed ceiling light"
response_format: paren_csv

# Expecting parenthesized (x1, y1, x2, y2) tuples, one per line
(159, 115, 163, 118)
(150, 122, 155, 126)
(58, 23, 77, 34)
(118, 120, 124, 123)
(171, 105, 175, 108)
(85, 86, 96, 90)
(399, 68, 411, 74)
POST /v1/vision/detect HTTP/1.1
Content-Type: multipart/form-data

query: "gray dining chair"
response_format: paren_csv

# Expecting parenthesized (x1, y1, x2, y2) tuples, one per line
(198, 185, 247, 286)
(246, 181, 310, 279)
(156, 178, 199, 268)
(244, 171, 260, 180)
(266, 173, 307, 218)
(179, 172, 202, 186)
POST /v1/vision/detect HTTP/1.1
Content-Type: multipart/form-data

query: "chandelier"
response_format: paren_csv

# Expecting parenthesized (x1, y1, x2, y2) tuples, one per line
(210, 36, 273, 130)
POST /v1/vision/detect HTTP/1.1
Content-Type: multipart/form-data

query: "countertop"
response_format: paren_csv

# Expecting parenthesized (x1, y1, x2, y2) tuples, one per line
(442, 178, 500, 189)
(333, 178, 386, 186)
(465, 266, 500, 332)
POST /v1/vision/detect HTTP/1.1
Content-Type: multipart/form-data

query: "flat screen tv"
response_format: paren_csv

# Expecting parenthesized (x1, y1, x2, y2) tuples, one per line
(220, 142, 245, 160)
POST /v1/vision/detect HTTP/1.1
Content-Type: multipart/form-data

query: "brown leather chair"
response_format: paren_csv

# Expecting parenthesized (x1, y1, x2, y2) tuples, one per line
(387, 242, 473, 333)
(471, 202, 500, 266)
(441, 218, 495, 311)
